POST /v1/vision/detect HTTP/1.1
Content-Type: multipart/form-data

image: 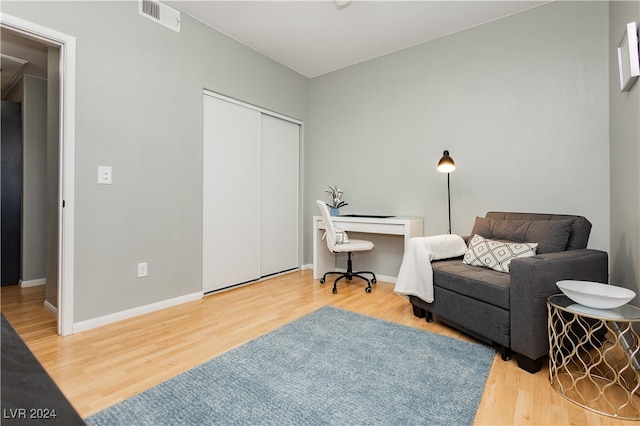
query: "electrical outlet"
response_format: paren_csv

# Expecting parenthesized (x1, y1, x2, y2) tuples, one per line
(98, 166, 112, 184)
(137, 262, 148, 278)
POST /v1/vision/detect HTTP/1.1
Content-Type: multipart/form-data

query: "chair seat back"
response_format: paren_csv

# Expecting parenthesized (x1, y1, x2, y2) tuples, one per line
(316, 200, 338, 251)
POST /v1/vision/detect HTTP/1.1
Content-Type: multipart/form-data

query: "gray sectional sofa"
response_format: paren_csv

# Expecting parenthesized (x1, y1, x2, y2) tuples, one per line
(409, 211, 609, 373)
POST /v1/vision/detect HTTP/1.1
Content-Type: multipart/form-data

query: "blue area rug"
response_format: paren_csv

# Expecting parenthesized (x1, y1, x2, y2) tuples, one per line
(87, 306, 494, 425)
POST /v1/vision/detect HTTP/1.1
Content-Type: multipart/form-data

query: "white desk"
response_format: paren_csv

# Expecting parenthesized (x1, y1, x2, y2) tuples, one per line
(313, 215, 424, 280)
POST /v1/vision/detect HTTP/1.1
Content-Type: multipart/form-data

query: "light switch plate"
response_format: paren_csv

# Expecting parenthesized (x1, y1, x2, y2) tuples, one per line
(98, 166, 112, 184)
(137, 262, 148, 278)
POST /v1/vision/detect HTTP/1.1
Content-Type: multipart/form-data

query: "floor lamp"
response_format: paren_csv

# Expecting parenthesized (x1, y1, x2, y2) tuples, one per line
(437, 150, 456, 234)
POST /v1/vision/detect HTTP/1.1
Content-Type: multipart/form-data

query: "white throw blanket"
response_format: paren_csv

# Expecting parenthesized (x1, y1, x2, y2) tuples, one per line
(394, 234, 468, 303)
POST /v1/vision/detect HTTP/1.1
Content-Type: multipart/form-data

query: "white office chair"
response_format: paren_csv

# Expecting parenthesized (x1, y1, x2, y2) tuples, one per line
(316, 200, 377, 293)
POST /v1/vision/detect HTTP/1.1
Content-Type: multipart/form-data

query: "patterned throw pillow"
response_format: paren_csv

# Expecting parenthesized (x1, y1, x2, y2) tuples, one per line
(463, 234, 538, 273)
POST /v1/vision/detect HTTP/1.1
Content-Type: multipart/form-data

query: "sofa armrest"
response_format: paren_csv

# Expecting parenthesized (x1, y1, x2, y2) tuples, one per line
(509, 249, 609, 361)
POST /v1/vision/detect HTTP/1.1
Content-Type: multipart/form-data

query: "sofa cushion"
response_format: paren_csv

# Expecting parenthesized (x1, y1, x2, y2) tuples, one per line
(463, 234, 538, 273)
(485, 212, 591, 250)
(470, 216, 573, 254)
(432, 259, 511, 309)
(525, 220, 573, 253)
(469, 216, 492, 237)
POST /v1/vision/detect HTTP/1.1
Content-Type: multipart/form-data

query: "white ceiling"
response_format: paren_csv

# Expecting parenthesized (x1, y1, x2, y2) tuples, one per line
(170, 0, 549, 78)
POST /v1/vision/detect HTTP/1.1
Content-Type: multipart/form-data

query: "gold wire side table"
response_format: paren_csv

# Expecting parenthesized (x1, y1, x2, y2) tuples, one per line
(547, 294, 640, 420)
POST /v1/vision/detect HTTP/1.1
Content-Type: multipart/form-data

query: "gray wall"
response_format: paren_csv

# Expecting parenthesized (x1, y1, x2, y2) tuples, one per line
(6, 0, 632, 323)
(46, 46, 60, 307)
(21, 75, 48, 283)
(306, 1, 610, 277)
(609, 1, 640, 303)
(6, 75, 48, 284)
(3, 1, 309, 322)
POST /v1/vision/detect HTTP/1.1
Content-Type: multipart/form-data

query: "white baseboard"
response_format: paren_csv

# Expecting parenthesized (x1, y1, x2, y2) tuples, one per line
(301, 263, 313, 270)
(376, 274, 397, 284)
(44, 300, 58, 316)
(19, 278, 46, 288)
(73, 291, 203, 333)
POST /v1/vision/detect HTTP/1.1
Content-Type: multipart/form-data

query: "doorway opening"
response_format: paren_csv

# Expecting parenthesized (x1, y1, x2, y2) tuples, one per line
(0, 14, 76, 335)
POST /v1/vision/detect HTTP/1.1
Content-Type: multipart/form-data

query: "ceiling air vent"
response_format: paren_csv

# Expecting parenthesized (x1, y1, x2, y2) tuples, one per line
(138, 0, 180, 33)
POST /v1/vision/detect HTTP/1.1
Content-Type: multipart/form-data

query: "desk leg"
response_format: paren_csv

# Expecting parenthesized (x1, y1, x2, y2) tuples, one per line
(313, 223, 334, 280)
(405, 222, 424, 249)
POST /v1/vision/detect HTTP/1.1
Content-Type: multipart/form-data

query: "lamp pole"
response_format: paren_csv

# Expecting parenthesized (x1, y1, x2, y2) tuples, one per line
(437, 150, 456, 234)
(446, 172, 451, 234)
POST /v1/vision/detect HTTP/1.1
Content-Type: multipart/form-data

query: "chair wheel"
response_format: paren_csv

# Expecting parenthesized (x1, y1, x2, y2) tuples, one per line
(320, 278, 325, 284)
(372, 278, 377, 284)
(332, 288, 337, 294)
(365, 287, 372, 293)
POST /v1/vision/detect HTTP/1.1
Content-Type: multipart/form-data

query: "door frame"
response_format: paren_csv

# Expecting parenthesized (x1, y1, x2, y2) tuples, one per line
(1, 13, 76, 336)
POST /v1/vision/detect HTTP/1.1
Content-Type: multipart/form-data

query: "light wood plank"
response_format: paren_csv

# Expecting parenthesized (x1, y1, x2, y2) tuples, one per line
(1, 271, 634, 424)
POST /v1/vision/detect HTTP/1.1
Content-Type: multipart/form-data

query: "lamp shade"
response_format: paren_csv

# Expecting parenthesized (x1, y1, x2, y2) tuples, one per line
(437, 150, 456, 173)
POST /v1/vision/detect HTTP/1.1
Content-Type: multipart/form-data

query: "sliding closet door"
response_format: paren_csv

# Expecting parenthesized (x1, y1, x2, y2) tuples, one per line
(202, 95, 260, 293)
(260, 115, 299, 276)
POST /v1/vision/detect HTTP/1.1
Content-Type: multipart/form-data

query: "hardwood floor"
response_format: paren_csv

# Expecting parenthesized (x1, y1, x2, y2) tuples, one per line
(1, 270, 633, 424)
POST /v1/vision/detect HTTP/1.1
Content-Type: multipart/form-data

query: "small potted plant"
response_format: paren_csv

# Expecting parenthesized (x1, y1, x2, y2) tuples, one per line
(325, 185, 348, 216)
